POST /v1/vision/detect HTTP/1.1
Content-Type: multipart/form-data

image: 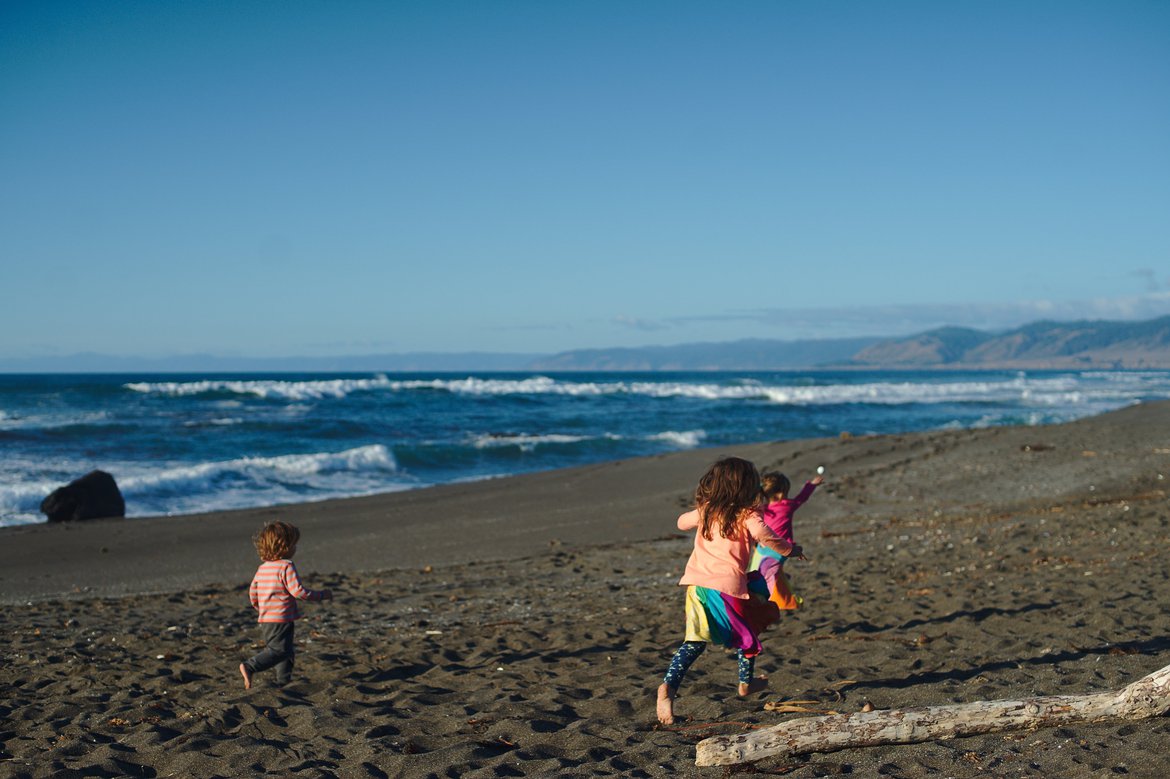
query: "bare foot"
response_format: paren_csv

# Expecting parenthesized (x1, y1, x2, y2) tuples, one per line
(737, 676, 769, 697)
(239, 663, 252, 690)
(656, 683, 675, 725)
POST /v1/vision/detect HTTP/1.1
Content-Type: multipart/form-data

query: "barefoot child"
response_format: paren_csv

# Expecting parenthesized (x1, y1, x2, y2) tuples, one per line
(749, 470, 822, 610)
(240, 521, 332, 689)
(657, 457, 804, 725)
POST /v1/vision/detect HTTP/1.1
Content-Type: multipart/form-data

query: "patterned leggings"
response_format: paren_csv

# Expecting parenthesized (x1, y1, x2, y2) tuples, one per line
(663, 640, 755, 690)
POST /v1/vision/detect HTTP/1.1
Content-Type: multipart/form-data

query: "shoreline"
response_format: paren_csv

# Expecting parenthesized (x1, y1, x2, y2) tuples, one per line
(0, 439, 788, 605)
(2, 401, 1169, 777)
(2, 400, 1167, 605)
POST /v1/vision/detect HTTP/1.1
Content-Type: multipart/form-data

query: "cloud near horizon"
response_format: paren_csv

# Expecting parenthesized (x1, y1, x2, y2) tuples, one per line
(612, 315, 669, 332)
(1132, 269, 1169, 293)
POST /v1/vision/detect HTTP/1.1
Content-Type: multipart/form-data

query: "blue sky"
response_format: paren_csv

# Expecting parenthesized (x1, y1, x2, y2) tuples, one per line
(2, 1, 1168, 359)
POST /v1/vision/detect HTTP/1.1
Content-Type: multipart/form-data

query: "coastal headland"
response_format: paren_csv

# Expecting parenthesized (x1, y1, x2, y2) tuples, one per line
(2, 401, 1169, 777)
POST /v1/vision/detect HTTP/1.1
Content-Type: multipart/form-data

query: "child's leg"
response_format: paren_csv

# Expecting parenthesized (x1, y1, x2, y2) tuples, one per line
(273, 634, 295, 684)
(270, 623, 295, 685)
(657, 641, 706, 724)
(242, 622, 295, 685)
(736, 650, 768, 696)
(664, 640, 706, 690)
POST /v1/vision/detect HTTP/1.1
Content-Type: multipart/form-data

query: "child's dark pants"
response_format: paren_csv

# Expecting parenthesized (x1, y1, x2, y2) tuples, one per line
(243, 622, 295, 684)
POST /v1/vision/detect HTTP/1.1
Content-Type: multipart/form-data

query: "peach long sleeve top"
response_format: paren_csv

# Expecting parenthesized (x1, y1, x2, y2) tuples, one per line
(249, 559, 327, 623)
(677, 508, 793, 598)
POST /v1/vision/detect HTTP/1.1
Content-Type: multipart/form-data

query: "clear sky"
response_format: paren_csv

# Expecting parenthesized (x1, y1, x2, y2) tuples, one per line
(2, 1, 1169, 359)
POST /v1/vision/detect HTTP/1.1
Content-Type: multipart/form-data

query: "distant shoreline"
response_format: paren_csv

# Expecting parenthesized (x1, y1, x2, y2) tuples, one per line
(3, 363, 1170, 375)
(4, 313, 1170, 373)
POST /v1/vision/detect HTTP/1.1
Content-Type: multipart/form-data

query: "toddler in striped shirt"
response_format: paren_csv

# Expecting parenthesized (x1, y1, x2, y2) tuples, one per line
(239, 521, 332, 689)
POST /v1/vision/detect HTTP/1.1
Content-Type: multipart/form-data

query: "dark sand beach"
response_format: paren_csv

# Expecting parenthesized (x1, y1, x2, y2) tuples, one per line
(3, 401, 1170, 778)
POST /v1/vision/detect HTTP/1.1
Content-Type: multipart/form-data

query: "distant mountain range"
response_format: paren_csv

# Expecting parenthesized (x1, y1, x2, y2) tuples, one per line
(528, 337, 880, 371)
(4, 316, 1170, 373)
(530, 316, 1170, 370)
(846, 315, 1170, 370)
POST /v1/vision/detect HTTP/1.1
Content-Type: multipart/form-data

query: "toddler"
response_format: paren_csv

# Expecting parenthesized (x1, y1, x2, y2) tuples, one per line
(750, 470, 821, 610)
(239, 521, 332, 689)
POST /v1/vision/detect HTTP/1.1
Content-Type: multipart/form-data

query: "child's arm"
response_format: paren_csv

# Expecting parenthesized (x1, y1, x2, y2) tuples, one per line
(788, 478, 820, 509)
(677, 509, 700, 532)
(248, 575, 260, 611)
(281, 562, 333, 602)
(746, 514, 802, 559)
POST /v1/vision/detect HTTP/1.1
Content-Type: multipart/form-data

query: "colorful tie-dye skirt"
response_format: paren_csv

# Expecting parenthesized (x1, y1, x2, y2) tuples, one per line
(750, 547, 803, 611)
(683, 572, 780, 657)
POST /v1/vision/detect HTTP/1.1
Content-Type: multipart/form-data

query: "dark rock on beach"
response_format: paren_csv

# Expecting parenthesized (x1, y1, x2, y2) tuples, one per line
(39, 469, 126, 523)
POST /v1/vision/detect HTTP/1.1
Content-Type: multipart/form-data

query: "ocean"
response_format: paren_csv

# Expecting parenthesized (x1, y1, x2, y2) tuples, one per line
(3, 369, 1170, 527)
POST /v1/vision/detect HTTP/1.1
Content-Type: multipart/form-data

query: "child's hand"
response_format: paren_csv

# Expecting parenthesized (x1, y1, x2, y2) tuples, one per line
(810, 475, 824, 486)
(789, 544, 806, 560)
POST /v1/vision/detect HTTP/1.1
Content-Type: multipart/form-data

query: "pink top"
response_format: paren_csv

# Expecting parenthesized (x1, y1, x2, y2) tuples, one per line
(677, 508, 792, 598)
(762, 481, 818, 544)
(249, 559, 326, 623)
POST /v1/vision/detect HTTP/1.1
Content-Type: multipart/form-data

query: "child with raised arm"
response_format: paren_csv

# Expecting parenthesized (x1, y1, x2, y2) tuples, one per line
(750, 470, 822, 611)
(239, 521, 332, 689)
(656, 457, 804, 725)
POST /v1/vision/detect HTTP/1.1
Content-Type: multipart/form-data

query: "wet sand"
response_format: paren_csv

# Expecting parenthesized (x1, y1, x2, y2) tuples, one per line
(2, 401, 1169, 778)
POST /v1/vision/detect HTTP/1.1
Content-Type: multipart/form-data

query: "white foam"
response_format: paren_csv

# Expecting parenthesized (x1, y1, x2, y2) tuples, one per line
(183, 417, 243, 427)
(647, 430, 706, 448)
(117, 444, 398, 494)
(466, 427, 709, 452)
(0, 445, 403, 527)
(469, 429, 708, 452)
(0, 410, 110, 431)
(387, 373, 1165, 407)
(0, 479, 66, 525)
(122, 371, 1170, 408)
(124, 375, 397, 401)
(470, 433, 595, 452)
(0, 451, 111, 524)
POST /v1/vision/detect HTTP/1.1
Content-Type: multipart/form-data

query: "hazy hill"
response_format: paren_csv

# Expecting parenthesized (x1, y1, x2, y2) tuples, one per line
(532, 316, 1170, 370)
(849, 316, 1170, 369)
(528, 337, 881, 371)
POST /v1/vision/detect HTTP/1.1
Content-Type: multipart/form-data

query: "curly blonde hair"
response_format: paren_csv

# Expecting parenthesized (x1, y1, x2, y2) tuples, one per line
(253, 521, 300, 561)
(695, 457, 762, 541)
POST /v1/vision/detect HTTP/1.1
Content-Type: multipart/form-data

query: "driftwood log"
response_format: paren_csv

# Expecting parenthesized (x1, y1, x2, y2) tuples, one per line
(696, 662, 1170, 766)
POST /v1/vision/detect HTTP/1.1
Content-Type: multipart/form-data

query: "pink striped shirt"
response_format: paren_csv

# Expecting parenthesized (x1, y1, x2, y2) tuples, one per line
(249, 559, 325, 623)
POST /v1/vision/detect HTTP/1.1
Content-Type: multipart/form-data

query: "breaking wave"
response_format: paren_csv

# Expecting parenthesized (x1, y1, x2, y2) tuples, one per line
(124, 372, 1167, 407)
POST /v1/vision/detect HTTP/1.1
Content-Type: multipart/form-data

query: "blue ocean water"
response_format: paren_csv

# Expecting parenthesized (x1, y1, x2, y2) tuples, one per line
(3, 369, 1169, 527)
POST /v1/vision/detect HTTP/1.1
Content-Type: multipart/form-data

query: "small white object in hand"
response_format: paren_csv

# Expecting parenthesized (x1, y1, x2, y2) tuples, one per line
(816, 466, 825, 475)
